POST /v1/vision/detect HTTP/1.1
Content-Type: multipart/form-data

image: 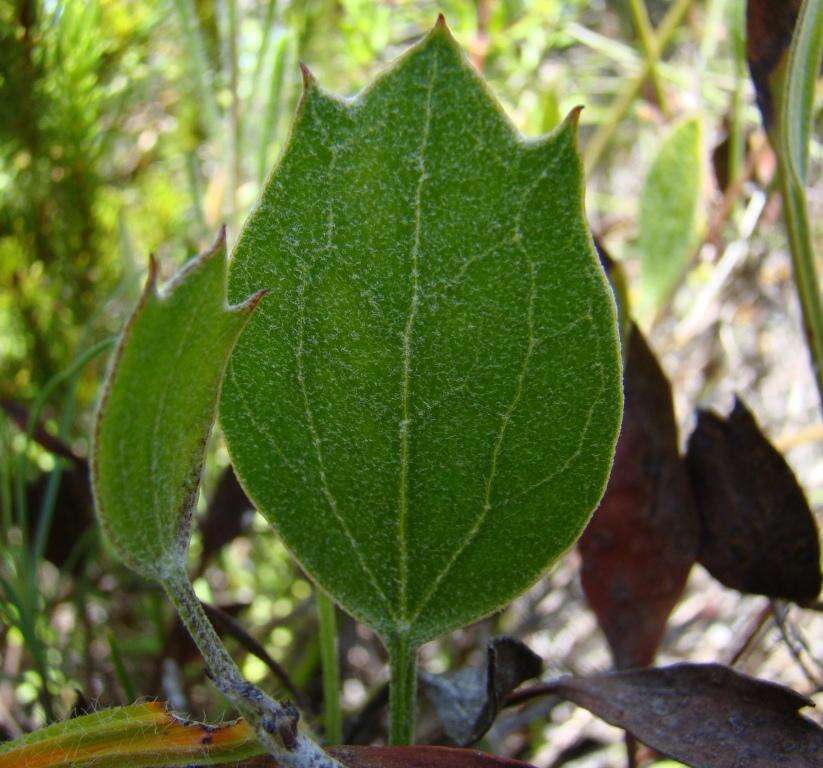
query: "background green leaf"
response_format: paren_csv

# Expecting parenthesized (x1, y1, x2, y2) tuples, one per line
(91, 232, 262, 580)
(636, 117, 702, 323)
(775, 0, 823, 404)
(221, 21, 622, 648)
(780, 0, 822, 187)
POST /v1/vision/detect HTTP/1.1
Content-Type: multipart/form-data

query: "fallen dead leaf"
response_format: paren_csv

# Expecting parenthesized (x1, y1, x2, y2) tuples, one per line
(579, 324, 699, 668)
(686, 398, 822, 604)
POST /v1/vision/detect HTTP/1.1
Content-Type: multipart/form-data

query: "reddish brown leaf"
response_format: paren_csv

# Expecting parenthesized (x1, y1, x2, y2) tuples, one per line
(421, 636, 542, 746)
(237, 746, 538, 768)
(712, 131, 733, 193)
(579, 324, 699, 668)
(515, 664, 822, 768)
(746, 0, 802, 128)
(686, 398, 822, 604)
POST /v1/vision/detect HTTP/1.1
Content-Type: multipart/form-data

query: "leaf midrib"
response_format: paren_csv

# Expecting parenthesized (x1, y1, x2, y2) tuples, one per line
(149, 283, 210, 559)
(247, 47, 607, 640)
(397, 49, 439, 626)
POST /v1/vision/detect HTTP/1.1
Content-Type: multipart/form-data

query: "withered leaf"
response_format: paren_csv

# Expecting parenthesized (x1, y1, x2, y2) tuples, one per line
(746, 0, 802, 128)
(421, 637, 542, 746)
(593, 238, 631, 344)
(0, 703, 539, 768)
(534, 663, 823, 768)
(711, 124, 749, 194)
(343, 684, 390, 745)
(579, 324, 699, 668)
(239, 746, 539, 768)
(686, 398, 822, 604)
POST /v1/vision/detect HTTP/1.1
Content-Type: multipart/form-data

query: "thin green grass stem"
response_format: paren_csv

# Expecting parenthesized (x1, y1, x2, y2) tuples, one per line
(777, 0, 823, 407)
(585, 0, 693, 172)
(627, 0, 668, 113)
(316, 589, 342, 743)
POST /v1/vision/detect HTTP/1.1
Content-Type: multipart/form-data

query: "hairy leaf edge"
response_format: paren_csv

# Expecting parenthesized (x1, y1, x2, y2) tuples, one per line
(91, 228, 266, 581)
(222, 16, 624, 645)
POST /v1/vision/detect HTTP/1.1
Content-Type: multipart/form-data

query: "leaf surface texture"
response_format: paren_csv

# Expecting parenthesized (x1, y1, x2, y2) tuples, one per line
(93, 234, 262, 579)
(221, 22, 622, 644)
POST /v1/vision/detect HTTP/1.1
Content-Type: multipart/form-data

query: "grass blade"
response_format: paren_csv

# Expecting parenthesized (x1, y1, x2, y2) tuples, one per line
(777, 0, 823, 405)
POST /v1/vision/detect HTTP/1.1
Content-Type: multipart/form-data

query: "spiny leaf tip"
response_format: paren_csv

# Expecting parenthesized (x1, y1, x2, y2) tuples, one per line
(429, 12, 457, 44)
(566, 104, 584, 126)
(197, 224, 227, 264)
(237, 287, 269, 315)
(146, 253, 159, 288)
(299, 61, 317, 91)
(213, 223, 227, 252)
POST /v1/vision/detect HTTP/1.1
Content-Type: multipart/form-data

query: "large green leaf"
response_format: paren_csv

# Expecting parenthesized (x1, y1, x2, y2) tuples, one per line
(636, 117, 702, 323)
(92, 232, 263, 581)
(221, 19, 622, 646)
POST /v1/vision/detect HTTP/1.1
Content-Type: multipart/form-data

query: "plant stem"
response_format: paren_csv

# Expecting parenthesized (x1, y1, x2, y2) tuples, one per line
(163, 566, 265, 706)
(257, 32, 291, 186)
(777, 0, 823, 408)
(251, 0, 279, 94)
(627, 0, 667, 114)
(386, 633, 418, 745)
(162, 565, 343, 768)
(108, 630, 137, 702)
(227, 0, 241, 226)
(728, 0, 746, 186)
(316, 589, 342, 744)
(584, 0, 693, 172)
(11, 337, 114, 723)
(779, 166, 823, 406)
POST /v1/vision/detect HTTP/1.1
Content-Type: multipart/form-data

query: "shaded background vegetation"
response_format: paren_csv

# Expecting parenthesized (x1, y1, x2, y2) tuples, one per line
(0, 1, 820, 765)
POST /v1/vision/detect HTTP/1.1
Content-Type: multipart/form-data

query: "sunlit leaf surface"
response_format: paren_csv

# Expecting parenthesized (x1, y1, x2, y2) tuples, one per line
(92, 233, 263, 580)
(221, 20, 622, 646)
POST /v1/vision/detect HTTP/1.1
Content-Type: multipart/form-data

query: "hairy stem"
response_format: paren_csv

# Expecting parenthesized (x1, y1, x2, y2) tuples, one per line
(387, 633, 418, 745)
(162, 565, 343, 768)
(316, 589, 342, 743)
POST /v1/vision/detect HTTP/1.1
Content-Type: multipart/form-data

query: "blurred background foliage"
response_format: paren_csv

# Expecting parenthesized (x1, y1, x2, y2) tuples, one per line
(0, 0, 820, 765)
(0, 0, 782, 403)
